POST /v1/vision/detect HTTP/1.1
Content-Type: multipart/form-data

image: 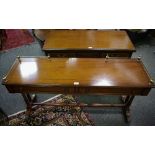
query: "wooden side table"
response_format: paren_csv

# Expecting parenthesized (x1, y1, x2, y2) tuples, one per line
(2, 56, 154, 122)
(43, 30, 136, 58)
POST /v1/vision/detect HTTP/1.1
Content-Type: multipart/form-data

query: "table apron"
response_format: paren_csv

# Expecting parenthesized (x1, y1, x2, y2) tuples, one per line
(5, 85, 151, 96)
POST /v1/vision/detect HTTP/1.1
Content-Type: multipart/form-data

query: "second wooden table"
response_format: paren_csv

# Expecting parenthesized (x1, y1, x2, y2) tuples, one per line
(43, 30, 136, 58)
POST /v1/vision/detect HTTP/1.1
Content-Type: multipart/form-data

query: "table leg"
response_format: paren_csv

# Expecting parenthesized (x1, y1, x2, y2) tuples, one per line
(22, 93, 36, 112)
(123, 95, 135, 123)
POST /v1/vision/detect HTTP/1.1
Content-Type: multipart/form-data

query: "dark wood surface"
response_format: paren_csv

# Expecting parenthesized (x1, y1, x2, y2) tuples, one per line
(43, 30, 136, 57)
(2, 57, 153, 95)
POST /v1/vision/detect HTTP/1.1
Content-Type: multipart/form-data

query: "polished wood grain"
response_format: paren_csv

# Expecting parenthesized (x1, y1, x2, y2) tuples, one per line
(43, 30, 136, 57)
(43, 30, 135, 50)
(2, 57, 153, 95)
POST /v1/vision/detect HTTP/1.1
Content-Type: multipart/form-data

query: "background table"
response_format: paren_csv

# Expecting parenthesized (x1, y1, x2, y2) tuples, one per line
(43, 30, 136, 58)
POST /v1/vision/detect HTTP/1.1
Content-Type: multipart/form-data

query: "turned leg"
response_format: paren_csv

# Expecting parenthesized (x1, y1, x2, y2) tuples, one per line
(123, 96, 135, 123)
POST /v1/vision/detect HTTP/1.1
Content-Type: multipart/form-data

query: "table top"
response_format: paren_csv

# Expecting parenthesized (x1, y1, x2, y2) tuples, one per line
(2, 57, 153, 89)
(43, 30, 135, 51)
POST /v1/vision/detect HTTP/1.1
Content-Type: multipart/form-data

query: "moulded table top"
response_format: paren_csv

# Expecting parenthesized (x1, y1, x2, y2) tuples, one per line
(3, 57, 152, 88)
